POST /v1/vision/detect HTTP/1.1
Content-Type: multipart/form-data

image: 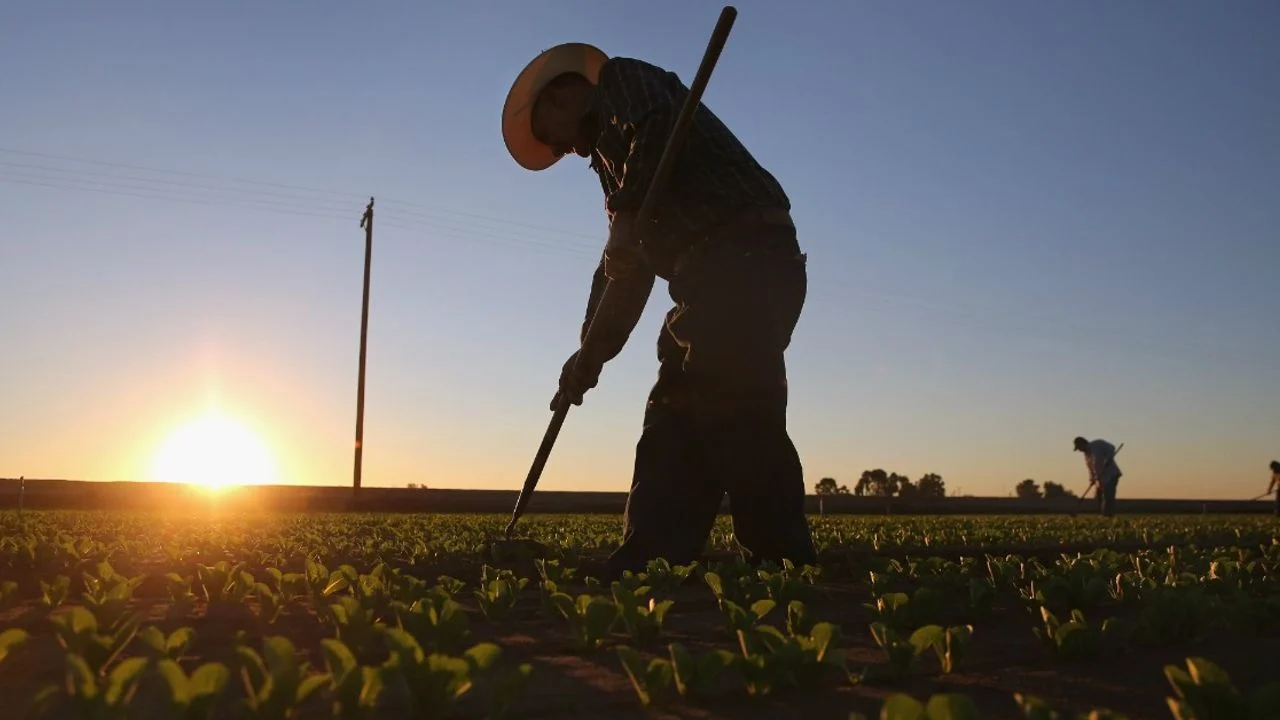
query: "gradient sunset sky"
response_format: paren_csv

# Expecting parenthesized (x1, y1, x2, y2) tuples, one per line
(2, 2, 1277, 500)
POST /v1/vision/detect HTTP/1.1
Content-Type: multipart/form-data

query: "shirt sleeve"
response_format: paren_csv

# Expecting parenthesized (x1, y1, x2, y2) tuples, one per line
(594, 59, 679, 214)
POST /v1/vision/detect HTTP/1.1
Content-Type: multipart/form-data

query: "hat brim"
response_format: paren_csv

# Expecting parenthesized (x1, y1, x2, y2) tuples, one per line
(502, 42, 609, 171)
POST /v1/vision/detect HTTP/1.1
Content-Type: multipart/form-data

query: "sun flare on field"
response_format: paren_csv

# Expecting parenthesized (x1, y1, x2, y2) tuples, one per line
(150, 412, 278, 491)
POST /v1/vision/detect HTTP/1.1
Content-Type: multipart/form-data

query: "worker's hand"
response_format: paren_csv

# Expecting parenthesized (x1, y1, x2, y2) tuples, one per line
(551, 344, 607, 411)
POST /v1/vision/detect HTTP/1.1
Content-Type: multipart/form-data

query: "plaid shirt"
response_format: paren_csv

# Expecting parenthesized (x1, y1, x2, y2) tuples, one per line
(586, 56, 791, 277)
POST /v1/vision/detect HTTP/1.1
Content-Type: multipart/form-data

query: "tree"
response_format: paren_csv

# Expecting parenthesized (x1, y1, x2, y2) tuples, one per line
(856, 469, 898, 498)
(814, 477, 849, 496)
(898, 478, 918, 498)
(917, 473, 946, 498)
(1042, 481, 1077, 500)
(1016, 479, 1042, 499)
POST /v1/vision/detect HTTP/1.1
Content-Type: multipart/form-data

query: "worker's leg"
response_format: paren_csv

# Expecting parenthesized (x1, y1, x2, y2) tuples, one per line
(1100, 478, 1118, 517)
(666, 224, 817, 568)
(606, 315, 725, 578)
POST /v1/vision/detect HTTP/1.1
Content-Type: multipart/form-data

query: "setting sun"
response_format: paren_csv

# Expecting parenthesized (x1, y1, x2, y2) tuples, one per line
(150, 412, 279, 490)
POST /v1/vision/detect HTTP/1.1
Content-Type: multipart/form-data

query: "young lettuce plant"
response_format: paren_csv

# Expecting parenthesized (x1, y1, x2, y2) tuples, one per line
(907, 624, 974, 674)
(862, 621, 916, 683)
(643, 558, 699, 596)
(863, 692, 982, 720)
(234, 634, 329, 720)
(0, 628, 28, 666)
(736, 622, 847, 696)
(1013, 693, 1131, 720)
(1164, 656, 1280, 720)
(615, 645, 675, 708)
(474, 565, 529, 623)
(378, 629, 516, 719)
(611, 581, 674, 645)
(550, 592, 619, 652)
(40, 574, 70, 609)
(319, 638, 386, 720)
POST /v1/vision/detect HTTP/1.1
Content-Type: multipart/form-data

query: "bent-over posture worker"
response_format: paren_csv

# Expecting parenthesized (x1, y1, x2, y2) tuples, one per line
(1268, 461, 1280, 516)
(1074, 436, 1122, 517)
(501, 43, 818, 577)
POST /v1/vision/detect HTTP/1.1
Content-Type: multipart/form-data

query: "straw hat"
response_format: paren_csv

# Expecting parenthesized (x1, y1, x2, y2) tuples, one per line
(502, 42, 609, 171)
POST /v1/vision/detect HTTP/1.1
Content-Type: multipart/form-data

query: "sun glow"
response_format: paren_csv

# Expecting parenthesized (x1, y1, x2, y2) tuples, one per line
(150, 412, 278, 490)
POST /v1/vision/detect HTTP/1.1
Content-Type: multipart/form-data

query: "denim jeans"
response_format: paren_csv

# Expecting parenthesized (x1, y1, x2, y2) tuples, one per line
(606, 224, 818, 576)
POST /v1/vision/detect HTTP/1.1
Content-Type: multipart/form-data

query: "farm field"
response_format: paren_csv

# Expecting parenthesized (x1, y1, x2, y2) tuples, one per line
(1, 510, 1279, 719)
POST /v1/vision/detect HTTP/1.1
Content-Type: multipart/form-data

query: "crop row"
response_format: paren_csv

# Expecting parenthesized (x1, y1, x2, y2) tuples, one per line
(4, 537, 1280, 718)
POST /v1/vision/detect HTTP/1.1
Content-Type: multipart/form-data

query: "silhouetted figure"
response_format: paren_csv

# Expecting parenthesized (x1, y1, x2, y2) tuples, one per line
(1074, 436, 1122, 517)
(501, 43, 817, 577)
(1269, 461, 1280, 516)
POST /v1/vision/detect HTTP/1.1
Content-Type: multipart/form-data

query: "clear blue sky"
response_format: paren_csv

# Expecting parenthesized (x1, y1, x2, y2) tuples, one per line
(2, 1, 1277, 499)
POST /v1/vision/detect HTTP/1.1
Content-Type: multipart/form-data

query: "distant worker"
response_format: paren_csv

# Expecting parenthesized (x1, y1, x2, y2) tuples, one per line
(1268, 461, 1280, 516)
(1074, 436, 1122, 517)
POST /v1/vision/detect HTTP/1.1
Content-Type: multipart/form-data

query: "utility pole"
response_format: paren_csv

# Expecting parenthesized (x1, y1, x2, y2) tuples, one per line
(353, 198, 374, 497)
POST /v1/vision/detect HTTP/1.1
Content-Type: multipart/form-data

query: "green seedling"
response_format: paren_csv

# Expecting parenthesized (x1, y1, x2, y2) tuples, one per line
(1164, 656, 1280, 720)
(720, 598, 777, 638)
(48, 605, 142, 677)
(643, 558, 699, 595)
(786, 600, 816, 638)
(736, 622, 846, 695)
(875, 692, 982, 720)
(136, 625, 196, 662)
(616, 644, 674, 707)
(255, 583, 284, 625)
(864, 621, 916, 682)
(329, 595, 380, 658)
(474, 565, 529, 623)
(41, 574, 70, 609)
(864, 592, 913, 631)
(235, 635, 328, 720)
(319, 638, 385, 720)
(393, 594, 471, 655)
(0, 580, 21, 612)
(908, 624, 973, 674)
(153, 659, 232, 720)
(668, 642, 739, 702)
(0, 628, 29, 665)
(612, 581, 674, 645)
(550, 592, 618, 652)
(379, 629, 512, 718)
(33, 654, 150, 719)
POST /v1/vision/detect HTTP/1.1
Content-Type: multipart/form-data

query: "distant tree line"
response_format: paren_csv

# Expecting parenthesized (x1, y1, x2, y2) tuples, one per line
(814, 470, 946, 499)
(1014, 479, 1076, 500)
(812, 474, 1080, 502)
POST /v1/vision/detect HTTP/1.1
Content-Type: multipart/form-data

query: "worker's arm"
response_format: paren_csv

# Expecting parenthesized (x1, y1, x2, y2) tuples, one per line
(578, 240, 654, 364)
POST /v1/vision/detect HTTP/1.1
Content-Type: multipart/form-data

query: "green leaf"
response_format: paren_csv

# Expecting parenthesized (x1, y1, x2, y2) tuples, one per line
(156, 659, 191, 707)
(750, 598, 777, 621)
(464, 642, 502, 672)
(880, 693, 926, 720)
(320, 638, 358, 679)
(104, 656, 149, 706)
(167, 626, 196, 658)
(0, 628, 29, 664)
(908, 625, 945, 656)
(923, 693, 980, 720)
(297, 672, 329, 704)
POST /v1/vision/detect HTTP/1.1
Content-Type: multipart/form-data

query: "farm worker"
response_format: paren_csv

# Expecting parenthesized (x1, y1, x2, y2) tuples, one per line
(500, 43, 818, 578)
(1269, 461, 1280, 516)
(1073, 436, 1122, 517)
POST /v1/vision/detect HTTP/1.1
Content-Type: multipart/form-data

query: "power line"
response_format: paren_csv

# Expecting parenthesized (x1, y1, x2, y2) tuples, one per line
(0, 146, 603, 242)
